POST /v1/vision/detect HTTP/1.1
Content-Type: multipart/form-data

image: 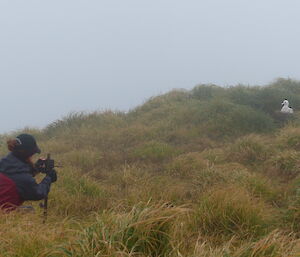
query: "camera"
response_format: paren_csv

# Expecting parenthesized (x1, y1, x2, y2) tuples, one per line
(35, 154, 55, 174)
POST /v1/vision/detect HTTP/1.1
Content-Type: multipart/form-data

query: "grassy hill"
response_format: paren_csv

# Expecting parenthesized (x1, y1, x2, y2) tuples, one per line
(0, 78, 299, 256)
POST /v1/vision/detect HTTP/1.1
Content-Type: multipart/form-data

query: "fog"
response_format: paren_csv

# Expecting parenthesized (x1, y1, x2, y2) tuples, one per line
(0, 0, 299, 132)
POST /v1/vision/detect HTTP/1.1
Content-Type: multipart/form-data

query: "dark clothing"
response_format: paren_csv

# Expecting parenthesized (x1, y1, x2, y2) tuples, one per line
(0, 153, 52, 210)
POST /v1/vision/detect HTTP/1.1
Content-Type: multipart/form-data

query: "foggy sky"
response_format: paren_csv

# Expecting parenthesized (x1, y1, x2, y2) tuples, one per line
(0, 0, 299, 132)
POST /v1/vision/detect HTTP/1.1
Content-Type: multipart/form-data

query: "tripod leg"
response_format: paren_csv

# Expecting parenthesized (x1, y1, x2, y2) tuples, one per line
(43, 196, 48, 224)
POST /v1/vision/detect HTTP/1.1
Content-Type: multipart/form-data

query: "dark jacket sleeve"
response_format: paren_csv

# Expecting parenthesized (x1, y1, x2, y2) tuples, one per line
(12, 174, 52, 201)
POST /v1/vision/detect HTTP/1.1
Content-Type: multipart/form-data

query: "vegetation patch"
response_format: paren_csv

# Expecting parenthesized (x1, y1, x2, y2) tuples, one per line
(54, 203, 189, 257)
(193, 187, 274, 240)
(166, 152, 209, 178)
(132, 141, 180, 163)
(228, 134, 270, 165)
(267, 150, 300, 180)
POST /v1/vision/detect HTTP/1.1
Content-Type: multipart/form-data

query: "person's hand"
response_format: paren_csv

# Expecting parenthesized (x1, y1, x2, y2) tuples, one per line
(35, 158, 45, 173)
(47, 169, 57, 183)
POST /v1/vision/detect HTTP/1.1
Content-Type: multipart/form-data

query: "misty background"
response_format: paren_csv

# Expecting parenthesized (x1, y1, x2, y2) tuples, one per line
(0, 0, 299, 133)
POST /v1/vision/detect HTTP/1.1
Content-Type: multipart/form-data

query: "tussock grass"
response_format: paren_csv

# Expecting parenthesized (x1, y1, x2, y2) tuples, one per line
(165, 152, 209, 178)
(267, 150, 300, 180)
(0, 212, 74, 257)
(1, 79, 300, 256)
(241, 173, 281, 204)
(62, 149, 103, 172)
(198, 100, 275, 138)
(281, 177, 300, 235)
(228, 134, 271, 165)
(132, 141, 180, 163)
(193, 231, 300, 257)
(276, 125, 300, 150)
(51, 203, 189, 257)
(193, 186, 275, 241)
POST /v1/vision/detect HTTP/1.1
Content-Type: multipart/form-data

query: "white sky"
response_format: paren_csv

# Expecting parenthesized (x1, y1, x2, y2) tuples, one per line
(0, 0, 299, 132)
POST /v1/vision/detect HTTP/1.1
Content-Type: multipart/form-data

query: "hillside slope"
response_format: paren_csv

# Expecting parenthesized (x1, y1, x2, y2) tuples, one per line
(0, 78, 299, 256)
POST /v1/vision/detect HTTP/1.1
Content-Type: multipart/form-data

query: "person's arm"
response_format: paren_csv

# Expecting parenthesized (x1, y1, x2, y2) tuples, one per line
(16, 174, 52, 201)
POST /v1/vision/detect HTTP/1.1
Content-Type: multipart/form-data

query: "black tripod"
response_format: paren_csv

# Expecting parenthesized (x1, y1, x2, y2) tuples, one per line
(42, 154, 54, 224)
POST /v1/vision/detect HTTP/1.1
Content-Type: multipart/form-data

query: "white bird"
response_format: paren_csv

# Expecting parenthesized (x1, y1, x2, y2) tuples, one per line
(281, 99, 294, 114)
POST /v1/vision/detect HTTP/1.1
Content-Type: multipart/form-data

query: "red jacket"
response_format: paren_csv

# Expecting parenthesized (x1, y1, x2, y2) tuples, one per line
(0, 173, 23, 210)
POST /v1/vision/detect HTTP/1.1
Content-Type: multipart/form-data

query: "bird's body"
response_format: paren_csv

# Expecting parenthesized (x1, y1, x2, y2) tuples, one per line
(281, 99, 294, 114)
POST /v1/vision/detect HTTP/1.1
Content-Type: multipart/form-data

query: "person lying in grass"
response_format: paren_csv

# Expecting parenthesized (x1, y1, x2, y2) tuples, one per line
(0, 134, 57, 211)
